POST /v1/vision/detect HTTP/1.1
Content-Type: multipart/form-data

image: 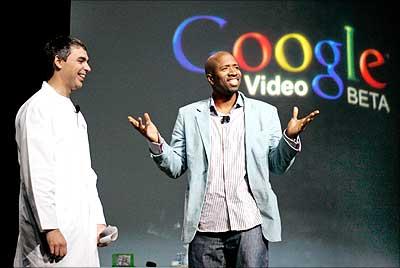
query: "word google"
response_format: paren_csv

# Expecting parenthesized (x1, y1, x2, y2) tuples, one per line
(172, 15, 390, 113)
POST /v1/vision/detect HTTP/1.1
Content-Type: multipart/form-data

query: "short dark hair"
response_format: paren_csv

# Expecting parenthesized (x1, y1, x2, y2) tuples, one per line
(43, 35, 87, 77)
(44, 35, 87, 61)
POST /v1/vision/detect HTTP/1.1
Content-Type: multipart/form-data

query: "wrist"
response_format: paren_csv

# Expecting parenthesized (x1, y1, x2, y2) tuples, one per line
(284, 129, 298, 140)
(150, 133, 160, 143)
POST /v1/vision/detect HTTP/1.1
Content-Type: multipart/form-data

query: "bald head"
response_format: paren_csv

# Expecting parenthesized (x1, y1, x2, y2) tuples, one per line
(205, 51, 234, 75)
(204, 51, 242, 95)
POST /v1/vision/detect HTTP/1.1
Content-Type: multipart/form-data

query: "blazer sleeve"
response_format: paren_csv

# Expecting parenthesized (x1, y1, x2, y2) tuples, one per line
(267, 107, 298, 174)
(151, 109, 188, 178)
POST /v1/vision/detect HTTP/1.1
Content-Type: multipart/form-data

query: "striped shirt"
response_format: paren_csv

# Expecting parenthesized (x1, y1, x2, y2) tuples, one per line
(197, 95, 262, 232)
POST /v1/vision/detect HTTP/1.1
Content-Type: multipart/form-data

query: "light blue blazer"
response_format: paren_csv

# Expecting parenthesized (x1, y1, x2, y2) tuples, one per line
(152, 92, 298, 243)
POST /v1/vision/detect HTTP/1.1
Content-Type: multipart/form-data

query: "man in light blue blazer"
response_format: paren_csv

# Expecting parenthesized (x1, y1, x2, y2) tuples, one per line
(128, 51, 319, 267)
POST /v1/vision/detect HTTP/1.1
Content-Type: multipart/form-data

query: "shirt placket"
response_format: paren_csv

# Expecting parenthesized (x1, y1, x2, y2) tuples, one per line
(223, 114, 238, 229)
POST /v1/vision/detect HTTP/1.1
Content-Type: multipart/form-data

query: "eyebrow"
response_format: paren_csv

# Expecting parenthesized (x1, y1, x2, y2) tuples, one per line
(219, 63, 239, 68)
(77, 56, 89, 62)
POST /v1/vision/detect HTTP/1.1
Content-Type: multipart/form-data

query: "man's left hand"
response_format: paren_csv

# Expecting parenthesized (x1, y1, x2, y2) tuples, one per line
(286, 106, 320, 139)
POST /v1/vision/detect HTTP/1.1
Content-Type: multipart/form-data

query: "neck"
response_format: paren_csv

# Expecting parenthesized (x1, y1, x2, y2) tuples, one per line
(212, 91, 238, 114)
(47, 76, 71, 97)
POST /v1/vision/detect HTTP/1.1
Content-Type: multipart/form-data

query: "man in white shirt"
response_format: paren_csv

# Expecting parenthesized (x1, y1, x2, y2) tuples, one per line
(14, 36, 108, 267)
(128, 51, 319, 267)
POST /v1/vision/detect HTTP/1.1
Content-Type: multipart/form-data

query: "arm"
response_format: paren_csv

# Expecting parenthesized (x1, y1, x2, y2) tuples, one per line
(23, 104, 67, 258)
(268, 106, 319, 174)
(128, 111, 187, 178)
(267, 108, 297, 174)
(24, 104, 58, 230)
(151, 111, 187, 178)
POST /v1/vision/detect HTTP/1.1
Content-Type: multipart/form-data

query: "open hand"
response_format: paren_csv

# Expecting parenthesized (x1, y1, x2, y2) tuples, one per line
(128, 113, 159, 143)
(286, 107, 320, 138)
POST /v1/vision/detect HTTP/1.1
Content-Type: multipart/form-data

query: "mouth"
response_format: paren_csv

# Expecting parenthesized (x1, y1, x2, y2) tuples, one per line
(78, 73, 86, 81)
(227, 78, 240, 87)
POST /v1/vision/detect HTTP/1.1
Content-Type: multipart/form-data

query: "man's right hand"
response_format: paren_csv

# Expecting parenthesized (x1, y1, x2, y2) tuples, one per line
(45, 229, 67, 263)
(128, 113, 159, 143)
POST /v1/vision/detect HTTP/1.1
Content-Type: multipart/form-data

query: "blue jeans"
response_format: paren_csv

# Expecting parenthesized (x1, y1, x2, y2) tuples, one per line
(188, 225, 269, 268)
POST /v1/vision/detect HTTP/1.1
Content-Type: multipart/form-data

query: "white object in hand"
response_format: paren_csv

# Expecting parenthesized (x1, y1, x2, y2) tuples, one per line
(99, 225, 118, 244)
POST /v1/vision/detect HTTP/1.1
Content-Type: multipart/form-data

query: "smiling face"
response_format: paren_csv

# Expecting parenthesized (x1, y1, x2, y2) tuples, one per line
(57, 45, 91, 91)
(206, 52, 242, 97)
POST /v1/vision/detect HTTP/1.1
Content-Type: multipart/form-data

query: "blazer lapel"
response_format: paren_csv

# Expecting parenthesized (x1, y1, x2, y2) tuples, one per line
(243, 94, 256, 158)
(195, 101, 211, 163)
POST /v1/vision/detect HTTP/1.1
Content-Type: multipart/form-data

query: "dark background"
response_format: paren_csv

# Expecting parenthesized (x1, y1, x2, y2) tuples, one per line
(6, 1, 398, 267)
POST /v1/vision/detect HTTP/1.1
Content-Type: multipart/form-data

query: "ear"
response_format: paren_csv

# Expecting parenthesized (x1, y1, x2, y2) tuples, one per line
(206, 73, 215, 86)
(53, 55, 64, 70)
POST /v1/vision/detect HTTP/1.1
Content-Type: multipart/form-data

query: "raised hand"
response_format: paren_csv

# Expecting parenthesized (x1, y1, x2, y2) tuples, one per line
(128, 112, 159, 143)
(286, 106, 320, 139)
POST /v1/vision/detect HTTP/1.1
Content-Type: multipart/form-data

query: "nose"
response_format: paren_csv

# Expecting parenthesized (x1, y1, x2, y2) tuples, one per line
(228, 66, 239, 76)
(84, 62, 92, 73)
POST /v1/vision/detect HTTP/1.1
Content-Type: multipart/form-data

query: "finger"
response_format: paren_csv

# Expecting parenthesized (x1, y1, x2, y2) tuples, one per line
(143, 113, 152, 125)
(305, 110, 320, 121)
(309, 109, 320, 119)
(54, 245, 60, 258)
(127, 116, 139, 128)
(55, 255, 64, 263)
(302, 114, 316, 128)
(292, 106, 299, 119)
(138, 117, 144, 128)
(55, 247, 65, 263)
(60, 243, 67, 257)
(49, 244, 55, 255)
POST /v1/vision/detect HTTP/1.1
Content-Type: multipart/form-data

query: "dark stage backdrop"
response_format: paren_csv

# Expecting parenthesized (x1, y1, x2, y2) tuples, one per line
(71, 1, 398, 267)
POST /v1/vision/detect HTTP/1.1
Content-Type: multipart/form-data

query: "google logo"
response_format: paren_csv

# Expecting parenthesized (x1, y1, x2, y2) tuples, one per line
(173, 15, 389, 112)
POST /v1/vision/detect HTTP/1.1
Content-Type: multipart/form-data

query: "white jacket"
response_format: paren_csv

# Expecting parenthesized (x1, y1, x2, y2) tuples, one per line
(14, 82, 106, 267)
